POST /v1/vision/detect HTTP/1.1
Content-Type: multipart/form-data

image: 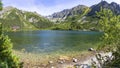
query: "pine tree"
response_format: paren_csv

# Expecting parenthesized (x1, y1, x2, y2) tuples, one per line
(0, 32, 22, 68)
(0, 0, 23, 68)
(0, 0, 2, 10)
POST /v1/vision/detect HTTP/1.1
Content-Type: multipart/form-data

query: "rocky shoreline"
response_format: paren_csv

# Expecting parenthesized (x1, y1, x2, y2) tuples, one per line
(45, 52, 112, 68)
(16, 49, 112, 68)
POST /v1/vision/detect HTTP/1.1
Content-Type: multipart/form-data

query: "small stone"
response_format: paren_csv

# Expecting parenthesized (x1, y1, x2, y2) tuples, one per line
(58, 60, 64, 64)
(59, 56, 70, 61)
(88, 48, 94, 51)
(41, 63, 47, 67)
(74, 64, 81, 68)
(73, 58, 78, 63)
(48, 61, 53, 64)
(80, 64, 90, 68)
(51, 66, 54, 68)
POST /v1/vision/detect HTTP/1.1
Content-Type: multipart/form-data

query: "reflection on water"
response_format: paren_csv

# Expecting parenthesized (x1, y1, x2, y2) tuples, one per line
(6, 30, 102, 54)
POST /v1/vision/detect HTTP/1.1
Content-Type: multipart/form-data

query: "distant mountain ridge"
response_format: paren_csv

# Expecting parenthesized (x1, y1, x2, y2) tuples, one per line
(47, 5, 90, 22)
(0, 6, 53, 31)
(0, 1, 120, 31)
(48, 1, 120, 21)
(88, 1, 120, 16)
(47, 1, 120, 31)
(51, 5, 88, 18)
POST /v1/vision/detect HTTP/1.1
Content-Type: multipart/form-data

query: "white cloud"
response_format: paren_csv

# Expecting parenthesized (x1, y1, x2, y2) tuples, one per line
(2, 0, 120, 16)
(3, 0, 88, 16)
(107, 0, 120, 4)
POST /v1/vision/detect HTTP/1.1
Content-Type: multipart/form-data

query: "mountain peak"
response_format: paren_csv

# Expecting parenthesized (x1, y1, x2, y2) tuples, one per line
(48, 5, 89, 21)
(111, 2, 117, 5)
(0, 6, 53, 31)
(100, 1, 108, 4)
(88, 1, 120, 16)
(4, 6, 15, 10)
(110, 2, 120, 7)
(48, 1, 120, 21)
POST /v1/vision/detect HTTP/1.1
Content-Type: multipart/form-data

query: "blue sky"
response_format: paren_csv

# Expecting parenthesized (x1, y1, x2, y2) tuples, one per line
(2, 0, 120, 16)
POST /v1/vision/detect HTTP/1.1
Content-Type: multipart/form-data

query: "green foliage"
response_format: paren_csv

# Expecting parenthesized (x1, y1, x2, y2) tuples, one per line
(25, 12, 53, 29)
(97, 8, 120, 67)
(97, 8, 120, 49)
(0, 0, 2, 10)
(0, 2, 23, 67)
(0, 8, 53, 31)
(65, 7, 90, 22)
(0, 24, 23, 68)
(51, 23, 71, 30)
(52, 7, 100, 31)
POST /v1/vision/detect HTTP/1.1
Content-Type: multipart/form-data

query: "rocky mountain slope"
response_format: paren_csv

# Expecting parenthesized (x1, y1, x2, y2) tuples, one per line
(47, 5, 90, 22)
(48, 1, 120, 31)
(88, 1, 120, 16)
(49, 1, 120, 21)
(0, 1, 120, 31)
(0, 6, 53, 31)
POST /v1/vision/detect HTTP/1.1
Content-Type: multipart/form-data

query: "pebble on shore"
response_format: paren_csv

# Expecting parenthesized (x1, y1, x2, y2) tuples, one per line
(88, 48, 94, 51)
(73, 58, 78, 63)
(48, 61, 53, 64)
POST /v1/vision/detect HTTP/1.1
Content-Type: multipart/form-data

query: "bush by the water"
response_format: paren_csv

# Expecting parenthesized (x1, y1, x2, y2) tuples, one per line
(0, 24, 23, 68)
(96, 8, 120, 67)
(0, 0, 23, 67)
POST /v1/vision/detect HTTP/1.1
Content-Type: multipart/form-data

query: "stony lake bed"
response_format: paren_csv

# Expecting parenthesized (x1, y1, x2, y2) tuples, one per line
(7, 30, 102, 67)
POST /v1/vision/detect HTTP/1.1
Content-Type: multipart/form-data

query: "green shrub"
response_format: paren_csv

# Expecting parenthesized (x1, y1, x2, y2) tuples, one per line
(0, 24, 23, 68)
(96, 8, 120, 67)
